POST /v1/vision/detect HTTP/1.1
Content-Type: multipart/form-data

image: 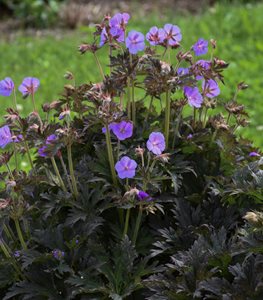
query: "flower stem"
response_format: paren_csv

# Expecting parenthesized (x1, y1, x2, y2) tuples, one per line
(122, 208, 131, 238)
(3, 224, 16, 243)
(31, 92, 37, 113)
(93, 52, 105, 81)
(127, 77, 131, 120)
(129, 53, 136, 125)
(13, 144, 18, 170)
(172, 108, 183, 149)
(164, 89, 171, 146)
(14, 218, 27, 250)
(13, 88, 18, 111)
(0, 238, 11, 258)
(67, 144, 79, 198)
(105, 123, 117, 185)
(5, 163, 15, 180)
(59, 154, 74, 194)
(132, 205, 143, 245)
(50, 157, 67, 192)
(24, 141, 34, 169)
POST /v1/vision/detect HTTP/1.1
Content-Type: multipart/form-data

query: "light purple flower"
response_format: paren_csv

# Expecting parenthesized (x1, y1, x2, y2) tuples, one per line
(0, 77, 14, 97)
(177, 67, 189, 76)
(202, 79, 220, 98)
(184, 86, 203, 108)
(46, 134, 57, 144)
(249, 151, 260, 157)
(0, 125, 12, 148)
(187, 133, 193, 139)
(18, 77, 40, 96)
(146, 26, 165, 46)
(147, 132, 166, 155)
(126, 31, 145, 54)
(111, 121, 133, 140)
(52, 249, 65, 260)
(13, 250, 21, 258)
(192, 38, 209, 56)
(115, 156, 137, 179)
(163, 24, 182, 46)
(193, 60, 211, 80)
(100, 28, 108, 47)
(109, 13, 130, 43)
(137, 190, 153, 201)
(38, 134, 57, 157)
(102, 123, 116, 134)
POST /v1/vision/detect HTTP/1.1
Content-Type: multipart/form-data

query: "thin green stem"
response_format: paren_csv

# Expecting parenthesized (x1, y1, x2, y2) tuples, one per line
(123, 208, 131, 238)
(5, 163, 15, 180)
(132, 205, 143, 245)
(127, 77, 131, 119)
(13, 143, 18, 170)
(129, 53, 136, 125)
(193, 108, 197, 126)
(0, 238, 11, 258)
(59, 155, 74, 194)
(51, 157, 67, 192)
(202, 108, 209, 128)
(93, 52, 105, 81)
(3, 224, 16, 243)
(117, 139, 120, 160)
(105, 123, 117, 185)
(164, 90, 171, 146)
(67, 144, 79, 198)
(13, 88, 18, 111)
(172, 108, 183, 149)
(226, 112, 231, 125)
(14, 218, 27, 250)
(31, 92, 37, 113)
(24, 141, 34, 169)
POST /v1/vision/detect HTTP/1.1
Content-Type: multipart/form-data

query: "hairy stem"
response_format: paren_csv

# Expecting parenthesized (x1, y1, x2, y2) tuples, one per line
(93, 52, 105, 81)
(127, 77, 131, 120)
(14, 218, 27, 250)
(24, 141, 34, 170)
(59, 155, 74, 194)
(51, 157, 67, 192)
(105, 123, 117, 185)
(123, 208, 131, 238)
(132, 205, 143, 245)
(67, 144, 79, 198)
(164, 90, 171, 146)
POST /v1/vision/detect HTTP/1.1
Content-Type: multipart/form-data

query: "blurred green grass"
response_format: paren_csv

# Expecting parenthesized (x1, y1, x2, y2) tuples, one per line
(0, 1, 262, 147)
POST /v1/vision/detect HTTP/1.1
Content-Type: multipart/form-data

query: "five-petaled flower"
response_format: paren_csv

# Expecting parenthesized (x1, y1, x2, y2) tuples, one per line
(0, 125, 12, 149)
(115, 156, 137, 179)
(184, 86, 203, 108)
(163, 23, 182, 46)
(126, 30, 145, 54)
(18, 77, 40, 97)
(146, 26, 165, 46)
(202, 79, 220, 98)
(192, 38, 209, 56)
(109, 12, 130, 43)
(0, 77, 14, 97)
(147, 132, 166, 155)
(111, 121, 133, 140)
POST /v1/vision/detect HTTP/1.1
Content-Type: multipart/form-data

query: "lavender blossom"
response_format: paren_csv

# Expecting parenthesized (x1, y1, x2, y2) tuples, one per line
(18, 77, 40, 96)
(249, 151, 260, 157)
(177, 67, 189, 76)
(126, 31, 145, 54)
(100, 28, 109, 47)
(163, 24, 182, 46)
(202, 79, 220, 98)
(0, 125, 12, 148)
(0, 77, 14, 97)
(52, 249, 65, 260)
(146, 26, 165, 46)
(192, 38, 209, 56)
(111, 121, 133, 140)
(115, 156, 137, 179)
(184, 86, 203, 108)
(137, 190, 153, 201)
(147, 132, 166, 155)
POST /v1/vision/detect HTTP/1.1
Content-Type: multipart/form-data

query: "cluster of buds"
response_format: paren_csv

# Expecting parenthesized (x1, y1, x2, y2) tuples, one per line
(78, 43, 98, 54)
(209, 114, 229, 130)
(176, 51, 193, 63)
(98, 96, 123, 123)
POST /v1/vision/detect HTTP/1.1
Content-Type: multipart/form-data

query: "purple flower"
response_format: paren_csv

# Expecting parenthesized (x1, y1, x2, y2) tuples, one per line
(202, 79, 220, 98)
(192, 38, 209, 56)
(0, 125, 12, 148)
(100, 28, 108, 47)
(184, 86, 203, 108)
(38, 145, 47, 157)
(111, 121, 133, 140)
(177, 67, 189, 76)
(102, 123, 116, 134)
(193, 60, 211, 80)
(147, 132, 166, 155)
(0, 77, 14, 97)
(115, 156, 137, 179)
(46, 134, 57, 144)
(187, 133, 193, 139)
(109, 13, 130, 43)
(18, 77, 40, 96)
(13, 250, 21, 258)
(137, 190, 153, 201)
(146, 26, 165, 46)
(126, 31, 145, 54)
(249, 151, 260, 157)
(52, 249, 65, 260)
(163, 24, 182, 46)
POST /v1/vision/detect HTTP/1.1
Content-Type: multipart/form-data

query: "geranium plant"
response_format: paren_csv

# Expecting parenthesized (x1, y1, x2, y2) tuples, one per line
(0, 12, 262, 300)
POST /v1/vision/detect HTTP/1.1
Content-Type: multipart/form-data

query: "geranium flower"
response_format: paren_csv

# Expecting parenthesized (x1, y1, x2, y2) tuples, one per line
(0, 125, 12, 148)
(163, 23, 182, 46)
(111, 121, 133, 140)
(249, 151, 260, 157)
(0, 77, 14, 97)
(184, 86, 203, 108)
(38, 134, 57, 157)
(126, 31, 145, 54)
(18, 77, 40, 96)
(146, 26, 165, 46)
(193, 60, 211, 80)
(192, 38, 209, 56)
(177, 67, 190, 76)
(102, 123, 116, 134)
(109, 13, 130, 43)
(202, 79, 220, 98)
(115, 156, 137, 179)
(147, 132, 166, 155)
(100, 28, 109, 47)
(137, 190, 153, 201)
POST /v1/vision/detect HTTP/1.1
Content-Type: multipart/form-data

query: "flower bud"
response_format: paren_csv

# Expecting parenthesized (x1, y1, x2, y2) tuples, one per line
(64, 71, 74, 80)
(237, 81, 249, 90)
(210, 39, 217, 49)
